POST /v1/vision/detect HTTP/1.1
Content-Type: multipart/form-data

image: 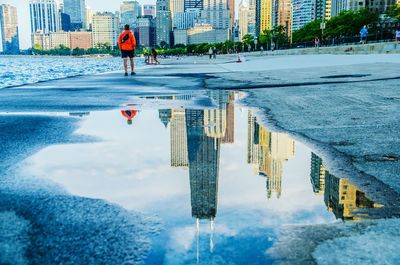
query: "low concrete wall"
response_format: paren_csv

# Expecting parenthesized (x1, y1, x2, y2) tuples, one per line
(259, 41, 400, 56)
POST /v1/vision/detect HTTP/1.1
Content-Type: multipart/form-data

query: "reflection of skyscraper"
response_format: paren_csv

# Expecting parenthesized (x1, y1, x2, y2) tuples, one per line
(247, 111, 295, 199)
(311, 153, 376, 220)
(310, 152, 325, 195)
(0, 4, 19, 54)
(159, 109, 172, 128)
(186, 109, 220, 220)
(170, 108, 188, 167)
(221, 93, 235, 144)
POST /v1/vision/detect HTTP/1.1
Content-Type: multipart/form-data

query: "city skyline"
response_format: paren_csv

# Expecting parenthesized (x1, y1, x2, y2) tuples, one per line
(3, 0, 243, 49)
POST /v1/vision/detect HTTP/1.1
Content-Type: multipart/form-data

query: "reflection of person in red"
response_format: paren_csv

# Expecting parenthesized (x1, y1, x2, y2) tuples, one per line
(121, 110, 137, 125)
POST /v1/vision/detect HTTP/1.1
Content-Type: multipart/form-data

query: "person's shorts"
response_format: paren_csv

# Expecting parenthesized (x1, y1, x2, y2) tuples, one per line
(121, 50, 135, 58)
(361, 36, 367, 41)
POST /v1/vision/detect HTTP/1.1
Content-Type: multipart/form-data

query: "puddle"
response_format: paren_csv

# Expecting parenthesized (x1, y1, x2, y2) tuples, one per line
(21, 91, 379, 263)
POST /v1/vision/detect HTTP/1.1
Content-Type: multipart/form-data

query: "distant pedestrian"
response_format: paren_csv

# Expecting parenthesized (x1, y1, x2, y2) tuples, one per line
(209, 47, 213, 59)
(118, 24, 137, 76)
(151, 48, 159, 64)
(360, 25, 368, 44)
(314, 37, 320, 48)
(213, 47, 217, 59)
(396, 28, 400, 43)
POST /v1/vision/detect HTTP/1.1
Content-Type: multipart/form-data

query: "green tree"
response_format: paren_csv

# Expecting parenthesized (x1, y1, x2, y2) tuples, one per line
(387, 4, 400, 20)
(242, 34, 254, 46)
(292, 8, 379, 43)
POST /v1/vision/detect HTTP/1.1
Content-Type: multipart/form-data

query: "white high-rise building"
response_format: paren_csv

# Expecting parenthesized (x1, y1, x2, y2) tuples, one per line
(291, 0, 313, 31)
(239, 1, 249, 40)
(92, 12, 120, 49)
(29, 0, 60, 34)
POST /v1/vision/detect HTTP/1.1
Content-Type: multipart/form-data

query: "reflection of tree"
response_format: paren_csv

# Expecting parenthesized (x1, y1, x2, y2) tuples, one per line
(247, 111, 295, 199)
(310, 153, 376, 220)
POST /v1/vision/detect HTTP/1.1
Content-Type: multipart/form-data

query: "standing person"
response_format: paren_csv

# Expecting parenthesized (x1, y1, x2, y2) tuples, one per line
(396, 28, 400, 43)
(213, 47, 217, 59)
(314, 37, 320, 48)
(209, 47, 213, 59)
(118, 24, 137, 76)
(151, 48, 159, 64)
(360, 25, 368, 44)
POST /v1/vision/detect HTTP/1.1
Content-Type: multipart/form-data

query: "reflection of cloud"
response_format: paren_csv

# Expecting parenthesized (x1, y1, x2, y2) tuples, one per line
(169, 226, 196, 251)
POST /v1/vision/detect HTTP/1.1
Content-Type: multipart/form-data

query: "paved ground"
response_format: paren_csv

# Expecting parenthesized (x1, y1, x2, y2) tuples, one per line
(1, 53, 400, 264)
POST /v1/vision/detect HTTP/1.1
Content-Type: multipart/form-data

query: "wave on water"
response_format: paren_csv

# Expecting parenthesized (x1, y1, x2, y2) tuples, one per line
(0, 56, 133, 89)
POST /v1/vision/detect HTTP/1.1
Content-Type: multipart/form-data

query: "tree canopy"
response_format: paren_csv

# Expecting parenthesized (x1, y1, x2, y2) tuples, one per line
(292, 8, 379, 43)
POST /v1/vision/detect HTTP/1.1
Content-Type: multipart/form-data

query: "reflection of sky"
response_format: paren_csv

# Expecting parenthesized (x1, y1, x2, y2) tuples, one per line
(22, 105, 337, 263)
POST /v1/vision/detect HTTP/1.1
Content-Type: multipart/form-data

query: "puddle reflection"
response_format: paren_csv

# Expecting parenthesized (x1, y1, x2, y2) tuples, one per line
(23, 91, 379, 264)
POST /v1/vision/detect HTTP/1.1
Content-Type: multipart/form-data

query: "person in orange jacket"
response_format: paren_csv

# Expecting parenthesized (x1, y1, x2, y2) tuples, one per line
(118, 24, 137, 76)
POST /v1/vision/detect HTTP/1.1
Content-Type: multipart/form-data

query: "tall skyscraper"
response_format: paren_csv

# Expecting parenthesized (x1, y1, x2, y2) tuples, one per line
(310, 152, 326, 195)
(29, 0, 60, 34)
(92, 12, 120, 49)
(143, 5, 156, 17)
(291, 0, 313, 31)
(156, 0, 172, 46)
(186, 109, 220, 220)
(247, 0, 257, 36)
(201, 0, 231, 30)
(0, 4, 19, 54)
(86, 6, 94, 30)
(221, 93, 235, 144)
(170, 0, 185, 26)
(312, 153, 376, 220)
(228, 0, 235, 28)
(60, 13, 71, 31)
(314, 0, 327, 20)
(120, 1, 142, 28)
(277, 0, 292, 36)
(256, 0, 273, 35)
(170, 108, 188, 168)
(136, 16, 156, 47)
(63, 0, 86, 30)
(173, 9, 200, 29)
(247, 111, 295, 199)
(184, 0, 204, 10)
(239, 1, 249, 40)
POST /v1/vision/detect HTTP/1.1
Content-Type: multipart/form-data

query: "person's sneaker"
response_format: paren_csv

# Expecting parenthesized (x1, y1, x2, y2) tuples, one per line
(131, 72, 136, 75)
(124, 72, 128, 76)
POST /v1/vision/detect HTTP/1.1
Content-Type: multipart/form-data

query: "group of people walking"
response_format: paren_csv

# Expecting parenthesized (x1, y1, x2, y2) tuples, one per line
(208, 47, 217, 59)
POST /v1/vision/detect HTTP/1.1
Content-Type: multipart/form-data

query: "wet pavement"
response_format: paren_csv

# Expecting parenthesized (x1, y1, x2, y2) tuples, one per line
(1, 54, 400, 264)
(6, 91, 380, 264)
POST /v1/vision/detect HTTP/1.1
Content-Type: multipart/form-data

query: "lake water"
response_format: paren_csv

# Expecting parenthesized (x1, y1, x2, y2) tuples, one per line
(19, 91, 379, 263)
(0, 56, 127, 89)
